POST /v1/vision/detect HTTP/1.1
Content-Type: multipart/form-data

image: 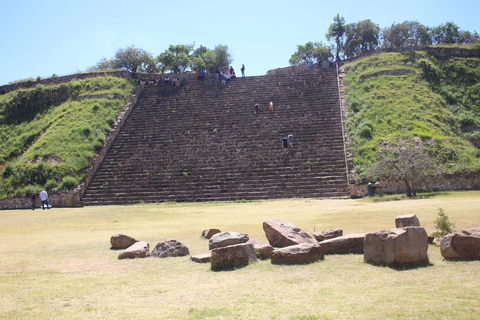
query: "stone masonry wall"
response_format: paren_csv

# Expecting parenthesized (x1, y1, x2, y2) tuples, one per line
(350, 172, 480, 197)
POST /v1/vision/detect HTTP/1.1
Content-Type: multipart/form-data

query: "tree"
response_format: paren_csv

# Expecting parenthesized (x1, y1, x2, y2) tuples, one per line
(326, 14, 346, 61)
(382, 21, 431, 48)
(344, 19, 380, 59)
(213, 45, 232, 71)
(86, 57, 116, 72)
(113, 46, 157, 73)
(367, 141, 439, 197)
(431, 22, 461, 45)
(459, 30, 480, 44)
(156, 44, 193, 73)
(289, 41, 331, 66)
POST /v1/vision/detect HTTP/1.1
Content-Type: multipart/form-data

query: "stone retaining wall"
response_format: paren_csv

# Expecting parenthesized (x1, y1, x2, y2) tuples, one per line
(0, 192, 82, 210)
(350, 172, 480, 197)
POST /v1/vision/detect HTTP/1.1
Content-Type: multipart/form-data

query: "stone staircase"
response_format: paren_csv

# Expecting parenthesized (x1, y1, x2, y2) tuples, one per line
(81, 66, 349, 205)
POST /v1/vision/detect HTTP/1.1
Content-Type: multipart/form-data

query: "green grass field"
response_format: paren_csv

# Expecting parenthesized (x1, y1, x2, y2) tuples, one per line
(1, 191, 479, 319)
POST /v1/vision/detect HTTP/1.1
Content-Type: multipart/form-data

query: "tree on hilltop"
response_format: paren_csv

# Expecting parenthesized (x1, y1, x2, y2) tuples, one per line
(382, 21, 431, 48)
(156, 44, 193, 73)
(344, 19, 380, 58)
(326, 14, 346, 61)
(114, 46, 157, 73)
(289, 41, 331, 66)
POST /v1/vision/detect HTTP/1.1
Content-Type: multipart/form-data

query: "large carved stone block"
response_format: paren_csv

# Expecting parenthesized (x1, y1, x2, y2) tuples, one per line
(320, 234, 365, 254)
(263, 218, 316, 248)
(110, 233, 138, 249)
(440, 232, 480, 260)
(211, 243, 257, 271)
(118, 241, 149, 260)
(271, 244, 324, 265)
(208, 231, 249, 250)
(395, 214, 421, 228)
(364, 227, 428, 267)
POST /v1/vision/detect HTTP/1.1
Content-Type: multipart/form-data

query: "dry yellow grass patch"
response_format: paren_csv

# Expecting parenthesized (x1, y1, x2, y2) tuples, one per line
(1, 192, 479, 319)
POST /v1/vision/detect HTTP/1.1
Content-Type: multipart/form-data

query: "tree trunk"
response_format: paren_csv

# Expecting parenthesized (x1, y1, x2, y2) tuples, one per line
(404, 180, 412, 197)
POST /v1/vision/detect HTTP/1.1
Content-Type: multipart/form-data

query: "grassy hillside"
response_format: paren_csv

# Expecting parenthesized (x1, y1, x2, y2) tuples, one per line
(343, 51, 480, 180)
(0, 76, 138, 198)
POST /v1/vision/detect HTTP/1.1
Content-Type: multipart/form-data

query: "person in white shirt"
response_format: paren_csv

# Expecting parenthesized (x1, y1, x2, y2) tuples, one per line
(39, 190, 50, 210)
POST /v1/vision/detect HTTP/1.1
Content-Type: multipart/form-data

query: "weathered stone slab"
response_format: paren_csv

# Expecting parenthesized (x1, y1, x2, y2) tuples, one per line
(271, 244, 324, 265)
(151, 240, 190, 258)
(211, 243, 257, 271)
(440, 232, 480, 260)
(191, 253, 211, 263)
(263, 218, 316, 248)
(247, 239, 274, 260)
(319, 234, 365, 254)
(313, 228, 343, 242)
(118, 241, 149, 259)
(364, 227, 429, 267)
(461, 227, 480, 235)
(201, 228, 221, 239)
(208, 231, 249, 250)
(110, 233, 138, 249)
(395, 214, 421, 228)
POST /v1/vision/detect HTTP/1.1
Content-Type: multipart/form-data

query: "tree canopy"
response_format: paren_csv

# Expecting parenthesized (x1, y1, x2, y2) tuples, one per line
(296, 16, 479, 61)
(88, 43, 232, 74)
(326, 14, 346, 61)
(344, 19, 380, 59)
(289, 42, 331, 66)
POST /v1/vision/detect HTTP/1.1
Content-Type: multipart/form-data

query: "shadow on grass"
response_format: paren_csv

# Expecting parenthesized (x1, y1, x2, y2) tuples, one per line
(364, 191, 451, 203)
(366, 258, 434, 271)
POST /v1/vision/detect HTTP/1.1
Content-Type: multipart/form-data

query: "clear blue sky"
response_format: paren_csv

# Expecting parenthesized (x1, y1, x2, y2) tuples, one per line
(1, 0, 478, 85)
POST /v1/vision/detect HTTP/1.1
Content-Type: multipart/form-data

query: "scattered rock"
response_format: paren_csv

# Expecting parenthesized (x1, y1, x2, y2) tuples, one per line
(263, 218, 316, 248)
(440, 232, 480, 260)
(313, 228, 343, 242)
(395, 214, 421, 228)
(271, 243, 324, 265)
(110, 233, 138, 249)
(201, 228, 221, 239)
(208, 232, 249, 250)
(461, 227, 480, 235)
(211, 243, 257, 271)
(151, 240, 190, 258)
(319, 233, 365, 254)
(364, 227, 429, 267)
(247, 239, 274, 260)
(191, 253, 211, 263)
(118, 241, 149, 259)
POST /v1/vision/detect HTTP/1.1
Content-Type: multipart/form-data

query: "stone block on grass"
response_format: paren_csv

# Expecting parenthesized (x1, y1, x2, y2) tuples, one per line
(151, 240, 190, 258)
(118, 241, 149, 259)
(263, 218, 316, 248)
(320, 234, 365, 254)
(211, 243, 257, 271)
(271, 243, 324, 265)
(208, 232, 249, 250)
(110, 233, 138, 249)
(364, 227, 429, 267)
(440, 232, 480, 261)
(395, 214, 421, 228)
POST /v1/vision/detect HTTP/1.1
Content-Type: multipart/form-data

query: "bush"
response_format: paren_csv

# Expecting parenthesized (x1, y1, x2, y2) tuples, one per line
(93, 140, 104, 152)
(358, 121, 374, 139)
(431, 208, 456, 240)
(2, 163, 14, 178)
(60, 176, 78, 191)
(45, 179, 57, 191)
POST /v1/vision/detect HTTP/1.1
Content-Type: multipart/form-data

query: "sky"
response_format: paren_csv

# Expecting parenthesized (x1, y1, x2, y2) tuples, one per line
(1, 0, 479, 86)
